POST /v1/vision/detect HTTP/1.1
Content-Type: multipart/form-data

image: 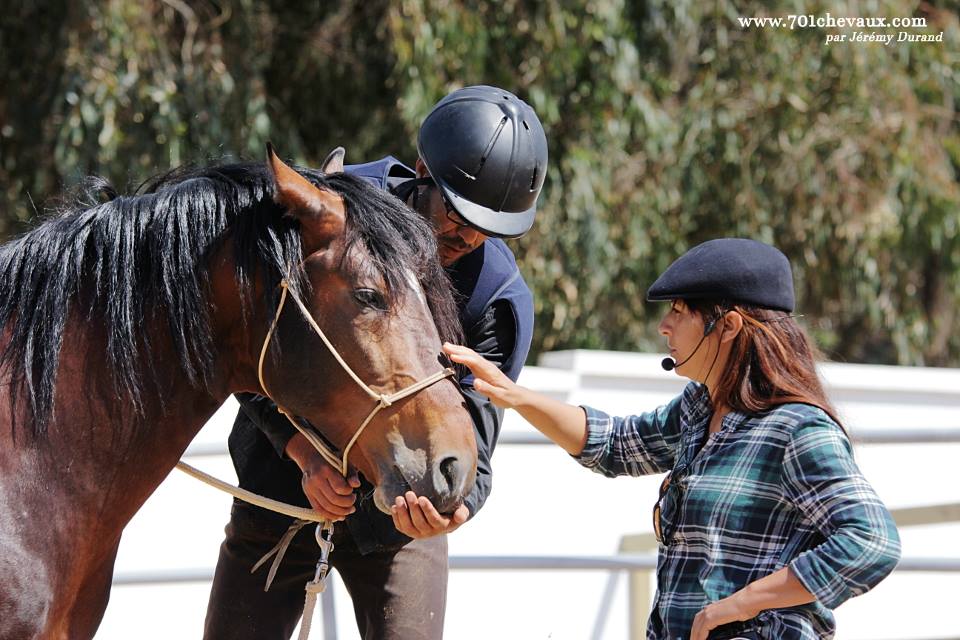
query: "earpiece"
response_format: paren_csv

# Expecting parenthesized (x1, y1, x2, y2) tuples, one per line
(703, 317, 718, 335)
(704, 307, 731, 336)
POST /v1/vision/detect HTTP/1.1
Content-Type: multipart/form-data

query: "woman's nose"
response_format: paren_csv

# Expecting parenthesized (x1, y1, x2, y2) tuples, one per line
(658, 316, 670, 336)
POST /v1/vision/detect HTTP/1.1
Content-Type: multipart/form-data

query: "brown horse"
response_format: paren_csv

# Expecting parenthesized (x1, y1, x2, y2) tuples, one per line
(0, 146, 476, 639)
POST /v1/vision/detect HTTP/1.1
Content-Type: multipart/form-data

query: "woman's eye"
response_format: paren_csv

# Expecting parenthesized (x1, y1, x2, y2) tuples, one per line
(353, 288, 386, 310)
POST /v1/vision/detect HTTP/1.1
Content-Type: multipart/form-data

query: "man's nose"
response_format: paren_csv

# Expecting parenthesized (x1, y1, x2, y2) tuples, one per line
(456, 225, 484, 246)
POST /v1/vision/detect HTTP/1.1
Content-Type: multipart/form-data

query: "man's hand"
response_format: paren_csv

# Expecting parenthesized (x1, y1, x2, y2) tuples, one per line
(285, 433, 360, 521)
(391, 491, 469, 538)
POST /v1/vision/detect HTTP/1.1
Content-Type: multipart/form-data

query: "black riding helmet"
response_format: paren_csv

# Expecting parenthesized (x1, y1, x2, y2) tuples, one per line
(416, 85, 548, 238)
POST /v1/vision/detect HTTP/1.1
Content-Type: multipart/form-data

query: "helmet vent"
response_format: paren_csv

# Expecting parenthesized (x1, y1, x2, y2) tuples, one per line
(530, 164, 539, 191)
(522, 120, 530, 130)
(477, 117, 508, 173)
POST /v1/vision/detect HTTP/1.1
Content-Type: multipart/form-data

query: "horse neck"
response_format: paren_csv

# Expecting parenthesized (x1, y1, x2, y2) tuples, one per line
(204, 241, 269, 396)
(24, 245, 259, 526)
(0, 312, 225, 554)
(91, 245, 256, 471)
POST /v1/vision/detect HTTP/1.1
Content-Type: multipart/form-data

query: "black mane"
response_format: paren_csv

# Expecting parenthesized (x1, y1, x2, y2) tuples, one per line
(0, 161, 461, 435)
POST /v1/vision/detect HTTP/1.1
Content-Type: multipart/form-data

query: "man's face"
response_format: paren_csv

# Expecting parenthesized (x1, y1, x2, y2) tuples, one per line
(413, 168, 489, 266)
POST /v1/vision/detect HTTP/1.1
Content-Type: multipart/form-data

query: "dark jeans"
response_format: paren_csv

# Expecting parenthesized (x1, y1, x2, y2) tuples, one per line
(203, 505, 448, 640)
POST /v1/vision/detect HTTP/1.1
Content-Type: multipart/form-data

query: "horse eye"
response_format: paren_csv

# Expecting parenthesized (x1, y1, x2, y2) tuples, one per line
(353, 288, 386, 310)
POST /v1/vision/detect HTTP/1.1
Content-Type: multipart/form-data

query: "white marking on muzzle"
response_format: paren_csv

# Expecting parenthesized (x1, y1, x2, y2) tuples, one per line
(386, 429, 427, 484)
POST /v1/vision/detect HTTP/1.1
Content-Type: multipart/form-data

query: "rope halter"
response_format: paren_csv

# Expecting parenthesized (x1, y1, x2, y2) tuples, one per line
(257, 279, 456, 477)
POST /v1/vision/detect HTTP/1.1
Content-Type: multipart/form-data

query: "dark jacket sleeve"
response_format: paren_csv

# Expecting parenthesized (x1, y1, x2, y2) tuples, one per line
(461, 298, 531, 518)
(234, 392, 298, 458)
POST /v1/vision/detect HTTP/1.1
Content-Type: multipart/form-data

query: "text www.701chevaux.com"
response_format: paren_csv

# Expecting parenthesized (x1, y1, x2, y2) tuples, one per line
(737, 13, 944, 45)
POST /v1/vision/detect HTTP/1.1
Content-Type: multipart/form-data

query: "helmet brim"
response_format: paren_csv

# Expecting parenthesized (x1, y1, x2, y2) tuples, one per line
(439, 181, 536, 239)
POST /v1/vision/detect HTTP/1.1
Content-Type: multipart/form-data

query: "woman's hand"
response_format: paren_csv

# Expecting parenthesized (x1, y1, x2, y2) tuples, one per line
(445, 342, 589, 455)
(689, 593, 757, 640)
(443, 343, 523, 408)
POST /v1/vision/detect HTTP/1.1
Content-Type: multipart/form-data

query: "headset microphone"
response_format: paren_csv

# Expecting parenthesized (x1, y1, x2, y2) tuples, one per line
(660, 316, 719, 372)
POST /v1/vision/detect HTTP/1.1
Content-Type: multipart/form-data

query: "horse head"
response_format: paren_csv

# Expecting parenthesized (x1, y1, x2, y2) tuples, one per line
(255, 146, 477, 515)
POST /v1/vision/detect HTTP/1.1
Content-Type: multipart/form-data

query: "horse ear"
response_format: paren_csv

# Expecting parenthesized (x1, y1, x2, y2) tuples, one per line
(321, 146, 345, 174)
(266, 143, 345, 251)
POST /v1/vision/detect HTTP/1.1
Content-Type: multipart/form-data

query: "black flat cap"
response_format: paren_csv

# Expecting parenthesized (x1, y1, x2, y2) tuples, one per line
(647, 238, 795, 312)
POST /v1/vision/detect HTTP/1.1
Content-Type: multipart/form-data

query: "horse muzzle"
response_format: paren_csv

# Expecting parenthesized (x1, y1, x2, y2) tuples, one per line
(372, 447, 477, 517)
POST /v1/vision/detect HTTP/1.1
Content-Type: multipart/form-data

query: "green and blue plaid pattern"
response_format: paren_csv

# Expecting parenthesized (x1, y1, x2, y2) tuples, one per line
(575, 382, 901, 640)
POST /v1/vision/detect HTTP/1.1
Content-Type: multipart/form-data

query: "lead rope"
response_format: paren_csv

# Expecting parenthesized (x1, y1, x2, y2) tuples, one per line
(178, 276, 455, 640)
(297, 523, 334, 640)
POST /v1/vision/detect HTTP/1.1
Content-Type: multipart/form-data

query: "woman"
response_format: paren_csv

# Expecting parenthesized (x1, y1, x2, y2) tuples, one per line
(445, 238, 900, 640)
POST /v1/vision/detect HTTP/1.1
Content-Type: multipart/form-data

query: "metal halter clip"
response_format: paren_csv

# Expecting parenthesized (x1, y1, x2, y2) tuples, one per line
(311, 523, 335, 585)
(298, 522, 336, 640)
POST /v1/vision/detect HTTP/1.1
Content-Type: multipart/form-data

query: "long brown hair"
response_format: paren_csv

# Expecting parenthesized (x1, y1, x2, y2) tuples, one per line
(686, 299, 843, 429)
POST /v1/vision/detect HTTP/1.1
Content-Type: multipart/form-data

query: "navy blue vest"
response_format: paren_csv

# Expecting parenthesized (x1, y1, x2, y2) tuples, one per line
(345, 156, 533, 383)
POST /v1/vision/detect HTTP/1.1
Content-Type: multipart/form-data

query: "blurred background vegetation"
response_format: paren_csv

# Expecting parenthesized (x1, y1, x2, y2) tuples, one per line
(1, 0, 958, 365)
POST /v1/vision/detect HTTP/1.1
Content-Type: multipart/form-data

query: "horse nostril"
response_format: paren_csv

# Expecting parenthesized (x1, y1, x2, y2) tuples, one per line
(438, 456, 460, 493)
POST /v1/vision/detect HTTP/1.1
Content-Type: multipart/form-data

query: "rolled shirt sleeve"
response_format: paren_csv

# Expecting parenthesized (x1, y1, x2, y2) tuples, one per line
(573, 395, 684, 477)
(782, 417, 902, 609)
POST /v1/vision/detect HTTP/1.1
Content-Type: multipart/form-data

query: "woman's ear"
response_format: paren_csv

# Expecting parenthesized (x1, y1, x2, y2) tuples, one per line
(719, 311, 744, 343)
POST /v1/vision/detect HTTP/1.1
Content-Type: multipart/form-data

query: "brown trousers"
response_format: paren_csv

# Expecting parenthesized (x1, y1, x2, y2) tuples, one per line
(203, 506, 448, 640)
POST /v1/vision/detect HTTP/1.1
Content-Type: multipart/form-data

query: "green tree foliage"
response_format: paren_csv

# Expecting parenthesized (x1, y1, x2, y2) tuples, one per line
(1, 0, 957, 365)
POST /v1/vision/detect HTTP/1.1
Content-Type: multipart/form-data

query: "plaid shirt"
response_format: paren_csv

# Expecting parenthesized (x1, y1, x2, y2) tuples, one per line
(575, 382, 900, 640)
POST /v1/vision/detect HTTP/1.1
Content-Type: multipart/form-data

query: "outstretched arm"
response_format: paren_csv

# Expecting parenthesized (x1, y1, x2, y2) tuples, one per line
(446, 342, 685, 477)
(443, 343, 589, 455)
